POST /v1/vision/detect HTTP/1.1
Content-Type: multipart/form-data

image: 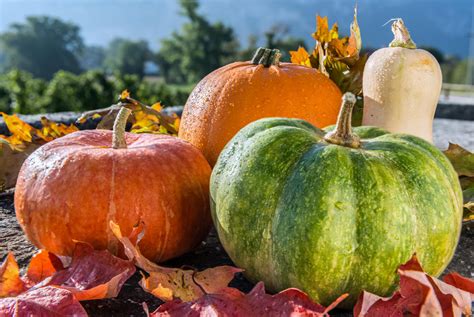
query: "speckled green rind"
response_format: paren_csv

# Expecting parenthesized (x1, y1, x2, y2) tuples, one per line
(210, 118, 463, 307)
(324, 125, 389, 139)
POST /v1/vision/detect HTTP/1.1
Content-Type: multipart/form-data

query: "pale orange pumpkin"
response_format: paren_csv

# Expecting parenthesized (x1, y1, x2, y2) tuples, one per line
(15, 108, 212, 262)
(179, 48, 343, 166)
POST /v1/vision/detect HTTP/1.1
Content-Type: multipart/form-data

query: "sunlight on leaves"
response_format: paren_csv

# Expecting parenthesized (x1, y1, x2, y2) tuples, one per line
(78, 92, 180, 135)
(0, 113, 78, 152)
(120, 89, 131, 100)
(290, 6, 366, 96)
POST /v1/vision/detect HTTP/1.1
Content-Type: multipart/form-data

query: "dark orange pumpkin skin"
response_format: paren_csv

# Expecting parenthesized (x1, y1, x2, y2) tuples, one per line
(15, 130, 212, 262)
(179, 61, 342, 166)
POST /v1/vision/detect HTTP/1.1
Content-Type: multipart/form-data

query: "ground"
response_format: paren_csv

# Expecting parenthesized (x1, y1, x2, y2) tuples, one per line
(1, 191, 473, 316)
(1, 117, 473, 315)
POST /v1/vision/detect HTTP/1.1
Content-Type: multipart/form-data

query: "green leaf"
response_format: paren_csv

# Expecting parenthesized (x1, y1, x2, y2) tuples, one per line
(443, 143, 474, 177)
(461, 176, 474, 222)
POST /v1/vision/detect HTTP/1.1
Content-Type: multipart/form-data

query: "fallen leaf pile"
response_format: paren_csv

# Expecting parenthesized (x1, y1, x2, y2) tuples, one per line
(77, 90, 180, 135)
(289, 7, 367, 97)
(444, 143, 474, 222)
(1, 287, 87, 316)
(147, 282, 348, 316)
(0, 243, 135, 316)
(0, 112, 79, 191)
(109, 221, 349, 316)
(0, 112, 78, 152)
(2, 221, 474, 316)
(354, 255, 474, 316)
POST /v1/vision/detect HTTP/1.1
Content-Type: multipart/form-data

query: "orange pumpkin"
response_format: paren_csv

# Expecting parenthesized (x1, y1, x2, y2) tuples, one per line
(179, 48, 342, 166)
(15, 108, 212, 263)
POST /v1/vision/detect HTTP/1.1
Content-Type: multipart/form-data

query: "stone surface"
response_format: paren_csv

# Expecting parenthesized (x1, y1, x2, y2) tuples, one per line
(0, 191, 473, 316)
(0, 105, 471, 136)
(433, 119, 474, 151)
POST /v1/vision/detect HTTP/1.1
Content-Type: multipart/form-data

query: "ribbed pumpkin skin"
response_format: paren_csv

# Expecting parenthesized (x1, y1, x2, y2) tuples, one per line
(15, 130, 212, 263)
(210, 118, 463, 306)
(178, 61, 342, 166)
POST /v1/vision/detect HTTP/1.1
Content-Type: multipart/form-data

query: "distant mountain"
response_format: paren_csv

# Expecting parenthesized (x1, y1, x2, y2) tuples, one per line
(0, 0, 472, 57)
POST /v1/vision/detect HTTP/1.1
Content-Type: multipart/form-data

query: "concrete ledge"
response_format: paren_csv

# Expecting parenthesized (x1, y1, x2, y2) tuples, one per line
(436, 103, 474, 121)
(0, 103, 472, 136)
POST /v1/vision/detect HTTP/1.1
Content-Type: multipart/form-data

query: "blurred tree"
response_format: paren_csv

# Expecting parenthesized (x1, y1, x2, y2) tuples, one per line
(113, 73, 142, 96)
(0, 52, 5, 72)
(447, 59, 468, 84)
(156, 0, 239, 84)
(238, 35, 259, 61)
(78, 71, 115, 110)
(0, 16, 84, 79)
(136, 80, 191, 106)
(419, 46, 445, 64)
(80, 45, 106, 71)
(104, 39, 150, 78)
(41, 70, 121, 112)
(360, 47, 377, 56)
(40, 71, 83, 112)
(440, 55, 460, 83)
(0, 86, 9, 113)
(0, 70, 46, 113)
(264, 25, 306, 62)
(0, 70, 194, 114)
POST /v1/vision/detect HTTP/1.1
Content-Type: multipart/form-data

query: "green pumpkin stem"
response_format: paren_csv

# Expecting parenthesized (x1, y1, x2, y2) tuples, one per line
(251, 47, 281, 67)
(324, 93, 361, 148)
(112, 107, 132, 149)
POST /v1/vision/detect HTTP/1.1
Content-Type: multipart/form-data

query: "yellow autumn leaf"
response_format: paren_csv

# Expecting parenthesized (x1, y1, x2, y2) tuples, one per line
(293, 7, 365, 97)
(1, 113, 34, 143)
(290, 47, 312, 67)
(172, 116, 180, 133)
(77, 90, 179, 136)
(0, 113, 78, 151)
(0, 135, 26, 151)
(120, 89, 130, 100)
(312, 16, 338, 43)
(39, 117, 78, 141)
(151, 102, 162, 112)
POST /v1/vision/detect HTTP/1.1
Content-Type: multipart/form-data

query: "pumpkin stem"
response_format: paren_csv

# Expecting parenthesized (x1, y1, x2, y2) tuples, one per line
(251, 47, 281, 67)
(112, 107, 132, 149)
(389, 18, 417, 49)
(324, 93, 361, 148)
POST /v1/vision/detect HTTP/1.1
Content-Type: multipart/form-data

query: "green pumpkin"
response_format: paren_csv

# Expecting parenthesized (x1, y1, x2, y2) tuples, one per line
(210, 93, 463, 307)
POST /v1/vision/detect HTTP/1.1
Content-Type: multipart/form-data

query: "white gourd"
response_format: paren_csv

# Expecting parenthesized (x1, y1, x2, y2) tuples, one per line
(362, 19, 442, 142)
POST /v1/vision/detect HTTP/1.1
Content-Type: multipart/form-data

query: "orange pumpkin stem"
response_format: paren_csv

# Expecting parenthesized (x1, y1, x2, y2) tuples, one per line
(251, 47, 281, 67)
(112, 107, 132, 149)
(324, 93, 361, 148)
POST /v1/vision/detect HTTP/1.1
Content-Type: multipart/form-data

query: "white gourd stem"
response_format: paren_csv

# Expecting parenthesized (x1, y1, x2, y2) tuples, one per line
(389, 18, 417, 49)
(112, 107, 132, 149)
(324, 93, 361, 148)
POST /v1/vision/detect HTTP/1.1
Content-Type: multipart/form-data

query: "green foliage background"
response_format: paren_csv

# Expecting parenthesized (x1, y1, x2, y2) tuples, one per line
(0, 69, 192, 114)
(0, 0, 470, 115)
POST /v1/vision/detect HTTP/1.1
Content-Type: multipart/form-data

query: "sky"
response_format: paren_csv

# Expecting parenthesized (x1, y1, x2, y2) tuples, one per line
(0, 0, 472, 57)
